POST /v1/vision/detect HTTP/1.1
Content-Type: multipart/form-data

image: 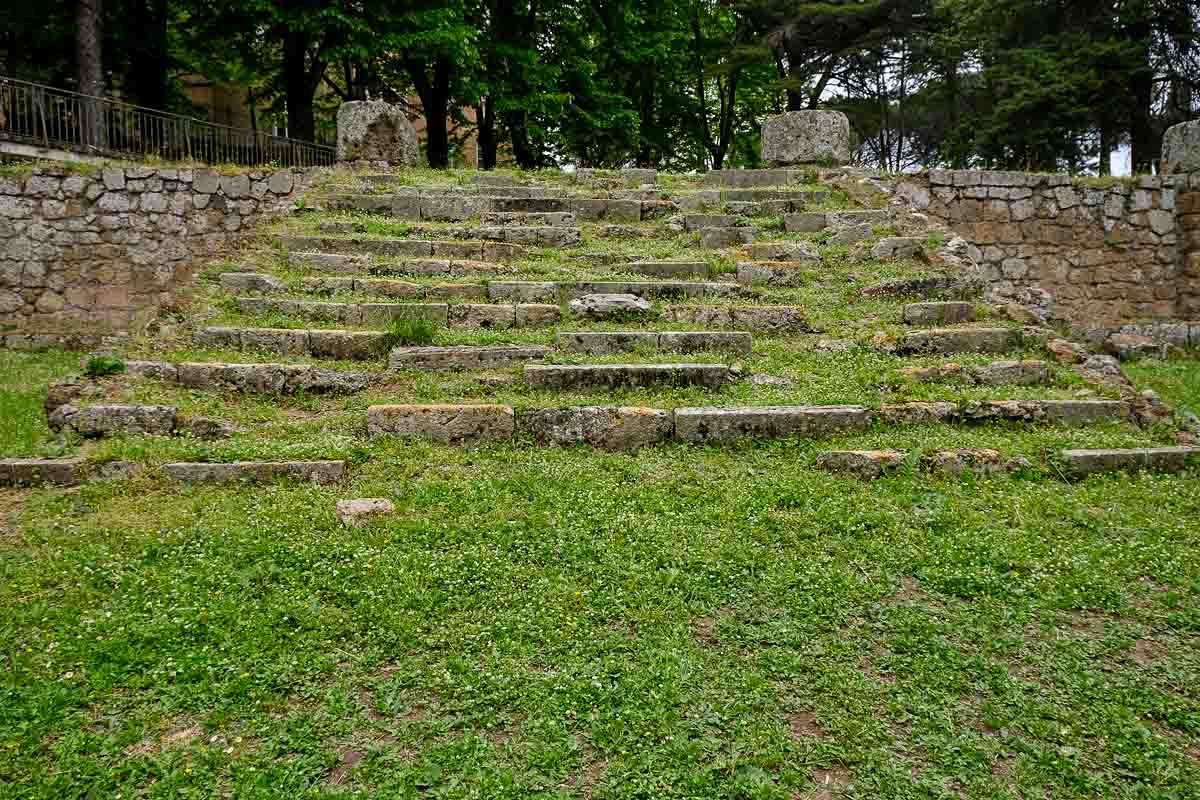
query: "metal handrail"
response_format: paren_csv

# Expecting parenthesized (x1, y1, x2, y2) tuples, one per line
(0, 76, 336, 168)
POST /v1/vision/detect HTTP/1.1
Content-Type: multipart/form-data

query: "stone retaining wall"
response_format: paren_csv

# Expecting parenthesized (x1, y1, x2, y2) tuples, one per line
(897, 170, 1200, 333)
(1, 163, 313, 345)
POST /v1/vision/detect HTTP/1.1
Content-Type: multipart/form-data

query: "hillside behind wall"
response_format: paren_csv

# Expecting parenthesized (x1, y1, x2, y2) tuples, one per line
(897, 170, 1200, 340)
(0, 163, 312, 347)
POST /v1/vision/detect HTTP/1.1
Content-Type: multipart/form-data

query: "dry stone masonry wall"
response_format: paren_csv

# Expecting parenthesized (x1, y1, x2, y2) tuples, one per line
(0, 163, 307, 346)
(897, 169, 1200, 336)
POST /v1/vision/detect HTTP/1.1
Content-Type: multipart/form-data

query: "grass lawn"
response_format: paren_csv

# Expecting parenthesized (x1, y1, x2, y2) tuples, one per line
(2, 350, 1200, 799)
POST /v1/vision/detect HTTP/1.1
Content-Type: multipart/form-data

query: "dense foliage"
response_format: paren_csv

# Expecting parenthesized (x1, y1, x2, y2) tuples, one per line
(2, 0, 1197, 171)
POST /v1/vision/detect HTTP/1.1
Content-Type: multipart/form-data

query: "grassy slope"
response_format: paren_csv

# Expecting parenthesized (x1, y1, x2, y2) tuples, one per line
(2, 166, 1199, 798)
(2, 352, 1200, 799)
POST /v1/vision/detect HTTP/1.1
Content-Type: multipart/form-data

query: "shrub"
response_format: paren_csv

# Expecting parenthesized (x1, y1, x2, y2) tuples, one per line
(84, 356, 126, 377)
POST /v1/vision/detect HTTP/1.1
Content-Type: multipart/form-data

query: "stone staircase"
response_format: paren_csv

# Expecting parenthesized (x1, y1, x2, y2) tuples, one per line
(10, 166, 1197, 487)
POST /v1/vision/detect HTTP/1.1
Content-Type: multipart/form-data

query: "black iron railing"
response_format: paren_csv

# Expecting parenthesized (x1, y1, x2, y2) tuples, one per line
(0, 76, 336, 168)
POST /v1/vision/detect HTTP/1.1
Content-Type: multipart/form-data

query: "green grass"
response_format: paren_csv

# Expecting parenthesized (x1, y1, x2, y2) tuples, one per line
(0, 349, 80, 457)
(1, 384, 1199, 797)
(4, 167, 1200, 797)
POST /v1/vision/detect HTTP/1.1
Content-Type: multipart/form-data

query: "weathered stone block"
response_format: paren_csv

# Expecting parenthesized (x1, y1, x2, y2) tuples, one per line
(367, 404, 515, 444)
(784, 212, 828, 233)
(336, 101, 419, 165)
(518, 406, 672, 451)
(0, 458, 86, 486)
(816, 450, 907, 479)
(1062, 447, 1199, 476)
(163, 461, 346, 484)
(902, 302, 976, 325)
(761, 111, 851, 165)
(524, 363, 728, 391)
(449, 303, 514, 329)
(746, 242, 819, 262)
(220, 272, 286, 293)
(555, 331, 660, 354)
(962, 399, 1129, 425)
(53, 404, 177, 437)
(337, 498, 396, 527)
(674, 405, 870, 443)
(307, 330, 387, 360)
(898, 327, 1021, 355)
(699, 227, 754, 248)
(657, 331, 752, 354)
(685, 214, 739, 231)
(389, 345, 550, 370)
(872, 237, 925, 260)
(1162, 120, 1200, 174)
(568, 293, 654, 320)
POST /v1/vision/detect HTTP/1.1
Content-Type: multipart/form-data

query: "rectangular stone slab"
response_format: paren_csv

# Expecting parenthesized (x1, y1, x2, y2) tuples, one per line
(902, 302, 977, 325)
(674, 406, 871, 443)
(389, 346, 551, 370)
(367, 404, 516, 444)
(565, 281, 735, 299)
(163, 461, 346, 484)
(524, 364, 729, 390)
(899, 328, 1021, 354)
(487, 282, 561, 303)
(0, 458, 86, 486)
(518, 406, 673, 451)
(1061, 447, 1200, 476)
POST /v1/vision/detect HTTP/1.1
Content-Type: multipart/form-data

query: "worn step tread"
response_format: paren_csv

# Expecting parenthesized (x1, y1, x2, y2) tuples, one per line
(524, 363, 729, 390)
(388, 345, 552, 370)
(555, 331, 751, 355)
(1061, 447, 1200, 476)
(163, 461, 347, 484)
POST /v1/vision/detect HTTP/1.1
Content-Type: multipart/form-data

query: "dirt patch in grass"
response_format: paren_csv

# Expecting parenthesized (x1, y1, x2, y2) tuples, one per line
(802, 765, 854, 799)
(0, 490, 30, 544)
(992, 754, 1016, 777)
(1131, 638, 1168, 666)
(125, 721, 203, 756)
(691, 608, 733, 646)
(884, 576, 928, 605)
(565, 747, 607, 800)
(328, 747, 364, 785)
(786, 710, 826, 739)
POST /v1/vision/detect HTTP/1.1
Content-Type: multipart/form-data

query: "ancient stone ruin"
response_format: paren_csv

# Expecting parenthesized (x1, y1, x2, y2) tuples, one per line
(335, 100, 420, 166)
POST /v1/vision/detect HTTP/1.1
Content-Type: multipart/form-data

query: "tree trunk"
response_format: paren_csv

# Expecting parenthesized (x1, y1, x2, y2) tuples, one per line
(476, 101, 497, 169)
(636, 68, 656, 167)
(283, 30, 316, 142)
(76, 0, 106, 149)
(127, 0, 168, 109)
(411, 58, 451, 169)
(1098, 125, 1111, 176)
(505, 109, 536, 168)
(1126, 9, 1156, 173)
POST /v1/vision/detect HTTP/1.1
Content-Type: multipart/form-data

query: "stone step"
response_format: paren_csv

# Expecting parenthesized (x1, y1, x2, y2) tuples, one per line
(301, 277, 487, 301)
(817, 448, 1031, 479)
(626, 261, 711, 278)
(519, 406, 672, 450)
(277, 235, 525, 262)
(703, 168, 809, 187)
(576, 167, 657, 185)
(736, 260, 819, 287)
(663, 305, 810, 332)
(744, 242, 820, 262)
(677, 192, 806, 215)
(222, 272, 488, 301)
(0, 458, 87, 487)
(196, 327, 387, 360)
(479, 211, 577, 226)
(721, 188, 829, 203)
(49, 404, 177, 437)
(163, 461, 346, 484)
(1061, 447, 1200, 477)
(897, 327, 1021, 355)
(562, 281, 739, 300)
(872, 237, 925, 260)
(785, 209, 889, 233)
(233, 298, 561, 329)
(388, 345, 552, 371)
(902, 301, 976, 325)
(674, 405, 871, 443)
(900, 360, 1051, 386)
(684, 214, 746, 231)
(122, 360, 372, 394)
(878, 399, 1129, 426)
(488, 196, 571, 214)
(570, 198, 643, 222)
(313, 221, 583, 247)
(368, 404, 516, 444)
(700, 227, 755, 248)
(524, 363, 729, 391)
(861, 275, 968, 299)
(555, 331, 751, 355)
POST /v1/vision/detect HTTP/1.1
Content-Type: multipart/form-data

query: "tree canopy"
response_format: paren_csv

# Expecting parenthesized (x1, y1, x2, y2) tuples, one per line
(4, 0, 1196, 171)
